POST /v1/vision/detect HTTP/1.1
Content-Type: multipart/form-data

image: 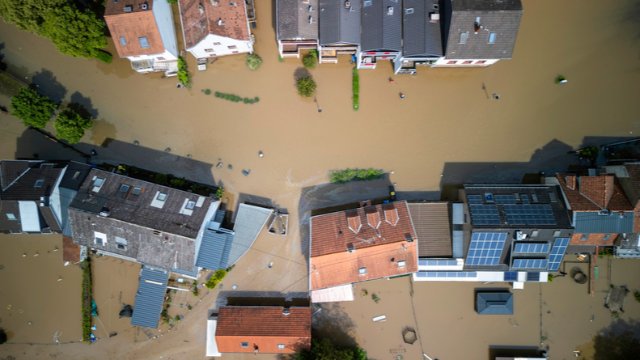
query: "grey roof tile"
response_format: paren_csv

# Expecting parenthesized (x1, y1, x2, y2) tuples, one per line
(402, 0, 443, 57)
(319, 0, 361, 45)
(277, 0, 318, 41)
(573, 211, 635, 234)
(196, 229, 234, 270)
(361, 0, 401, 52)
(476, 291, 513, 315)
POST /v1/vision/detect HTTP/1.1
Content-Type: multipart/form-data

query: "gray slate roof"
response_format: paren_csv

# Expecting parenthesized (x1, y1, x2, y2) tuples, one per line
(402, 0, 443, 57)
(0, 160, 64, 200)
(277, 0, 318, 41)
(444, 0, 522, 59)
(361, 0, 401, 52)
(573, 211, 635, 234)
(476, 291, 513, 315)
(131, 267, 168, 328)
(319, 0, 361, 45)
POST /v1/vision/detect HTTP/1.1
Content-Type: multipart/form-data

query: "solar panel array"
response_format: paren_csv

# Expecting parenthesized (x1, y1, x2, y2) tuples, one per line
(421, 259, 459, 267)
(416, 271, 477, 278)
(512, 258, 548, 270)
(547, 237, 570, 271)
(503, 271, 518, 281)
(513, 242, 550, 254)
(469, 204, 501, 225)
(494, 194, 517, 204)
(467, 194, 483, 204)
(466, 232, 508, 266)
(504, 204, 556, 225)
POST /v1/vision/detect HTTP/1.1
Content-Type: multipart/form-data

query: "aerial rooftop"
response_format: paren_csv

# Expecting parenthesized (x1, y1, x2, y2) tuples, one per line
(361, 0, 402, 52)
(277, 0, 319, 41)
(318, 0, 361, 45)
(104, 0, 165, 57)
(180, 0, 251, 49)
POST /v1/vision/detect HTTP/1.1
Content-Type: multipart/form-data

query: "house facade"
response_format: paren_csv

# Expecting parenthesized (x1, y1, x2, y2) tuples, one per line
(318, 0, 361, 63)
(394, 0, 444, 74)
(309, 201, 418, 302)
(433, 0, 522, 67)
(357, 0, 402, 70)
(276, 0, 319, 58)
(179, 0, 253, 61)
(104, 0, 179, 74)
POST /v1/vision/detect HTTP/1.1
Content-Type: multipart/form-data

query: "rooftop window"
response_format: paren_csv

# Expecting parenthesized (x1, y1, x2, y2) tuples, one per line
(397, 260, 406, 268)
(115, 236, 128, 250)
(119, 184, 130, 193)
(488, 32, 497, 44)
(277, 344, 286, 350)
(139, 36, 150, 49)
(6, 213, 16, 221)
(92, 177, 105, 193)
(157, 192, 167, 202)
(131, 186, 142, 196)
(119, 36, 127, 46)
(240, 342, 249, 348)
(358, 267, 367, 275)
(186, 200, 196, 210)
(34, 179, 44, 188)
(459, 31, 469, 44)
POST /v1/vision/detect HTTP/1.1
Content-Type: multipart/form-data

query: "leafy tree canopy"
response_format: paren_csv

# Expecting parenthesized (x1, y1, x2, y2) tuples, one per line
(54, 107, 92, 144)
(302, 51, 318, 69)
(10, 87, 57, 128)
(296, 76, 316, 97)
(294, 338, 367, 360)
(246, 53, 263, 71)
(0, 0, 65, 33)
(41, 6, 107, 58)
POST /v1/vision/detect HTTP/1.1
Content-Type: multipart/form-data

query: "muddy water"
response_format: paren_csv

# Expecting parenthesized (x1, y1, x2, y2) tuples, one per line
(0, 0, 639, 358)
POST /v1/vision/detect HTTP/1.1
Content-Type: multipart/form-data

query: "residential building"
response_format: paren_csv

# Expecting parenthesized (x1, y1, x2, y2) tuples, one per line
(605, 162, 640, 257)
(178, 0, 253, 62)
(276, 0, 319, 58)
(318, 0, 361, 63)
(104, 0, 179, 74)
(394, 0, 444, 74)
(475, 290, 513, 315)
(434, 0, 522, 67)
(357, 0, 402, 70)
(551, 173, 635, 253)
(0, 160, 90, 234)
(209, 306, 311, 355)
(309, 201, 418, 302)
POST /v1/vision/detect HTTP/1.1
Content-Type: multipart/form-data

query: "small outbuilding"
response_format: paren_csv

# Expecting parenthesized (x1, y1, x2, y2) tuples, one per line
(476, 290, 513, 315)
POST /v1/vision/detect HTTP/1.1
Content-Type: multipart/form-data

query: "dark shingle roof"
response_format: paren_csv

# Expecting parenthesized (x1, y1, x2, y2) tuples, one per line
(277, 0, 318, 41)
(59, 162, 92, 191)
(361, 0, 401, 51)
(408, 202, 452, 258)
(0, 161, 63, 200)
(402, 0, 443, 57)
(319, 0, 361, 45)
(444, 0, 522, 59)
(131, 267, 168, 328)
(476, 291, 513, 315)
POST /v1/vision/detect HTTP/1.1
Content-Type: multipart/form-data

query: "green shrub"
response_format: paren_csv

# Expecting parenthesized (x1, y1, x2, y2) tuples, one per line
(246, 53, 263, 70)
(296, 76, 316, 97)
(81, 258, 92, 342)
(214, 91, 259, 104)
(302, 50, 318, 69)
(215, 186, 225, 199)
(352, 67, 359, 111)
(329, 168, 384, 183)
(205, 269, 228, 289)
(371, 293, 380, 303)
(54, 107, 93, 144)
(11, 87, 57, 128)
(94, 50, 112, 63)
(202, 88, 212, 95)
(191, 281, 199, 296)
(177, 56, 191, 88)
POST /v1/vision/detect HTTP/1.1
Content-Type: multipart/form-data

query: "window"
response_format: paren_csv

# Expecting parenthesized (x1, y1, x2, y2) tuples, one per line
(459, 31, 469, 44)
(240, 342, 249, 348)
(213, 42, 222, 46)
(405, 8, 414, 15)
(119, 184, 130, 193)
(277, 344, 286, 350)
(186, 200, 196, 210)
(397, 260, 406, 268)
(553, 230, 561, 237)
(580, 234, 588, 241)
(119, 36, 127, 46)
(358, 267, 367, 275)
(131, 186, 142, 196)
(232, 51, 239, 54)
(6, 213, 17, 221)
(92, 177, 105, 192)
(475, 60, 486, 64)
(462, 60, 473, 64)
(115, 236, 128, 250)
(157, 56, 165, 60)
(205, 48, 214, 53)
(447, 60, 457, 64)
(157, 192, 167, 202)
(228, 45, 237, 50)
(94, 231, 107, 246)
(34, 179, 45, 188)
(139, 36, 150, 49)
(488, 32, 497, 44)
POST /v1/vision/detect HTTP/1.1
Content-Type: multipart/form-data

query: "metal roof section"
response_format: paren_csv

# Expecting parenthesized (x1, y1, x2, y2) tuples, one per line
(361, 0, 401, 52)
(311, 284, 355, 303)
(573, 211, 634, 234)
(402, 0, 443, 57)
(131, 267, 169, 328)
(408, 202, 452, 258)
(18, 201, 41, 232)
(227, 204, 273, 266)
(452, 203, 465, 258)
(319, 0, 361, 45)
(196, 229, 234, 270)
(476, 291, 513, 315)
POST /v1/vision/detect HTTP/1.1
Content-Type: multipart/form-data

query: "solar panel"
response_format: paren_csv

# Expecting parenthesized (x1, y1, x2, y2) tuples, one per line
(512, 258, 548, 270)
(503, 204, 556, 225)
(504, 271, 518, 281)
(469, 204, 501, 225)
(422, 259, 458, 267)
(495, 194, 517, 204)
(466, 232, 508, 266)
(547, 237, 570, 271)
(467, 194, 483, 204)
(418, 271, 477, 278)
(527, 272, 540, 281)
(513, 242, 550, 254)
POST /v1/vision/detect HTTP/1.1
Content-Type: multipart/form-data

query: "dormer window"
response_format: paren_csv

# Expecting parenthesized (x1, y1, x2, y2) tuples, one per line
(34, 179, 44, 188)
(92, 177, 105, 193)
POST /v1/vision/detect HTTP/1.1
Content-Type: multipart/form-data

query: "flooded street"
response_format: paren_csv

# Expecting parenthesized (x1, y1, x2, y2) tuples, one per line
(0, 0, 639, 358)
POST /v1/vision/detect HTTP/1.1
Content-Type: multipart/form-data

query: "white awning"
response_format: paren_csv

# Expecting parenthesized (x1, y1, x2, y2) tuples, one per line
(206, 318, 221, 357)
(18, 201, 40, 232)
(311, 284, 354, 303)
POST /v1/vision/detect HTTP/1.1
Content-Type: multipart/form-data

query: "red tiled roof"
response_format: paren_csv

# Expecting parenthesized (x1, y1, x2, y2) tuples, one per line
(556, 174, 633, 211)
(570, 233, 618, 246)
(179, 0, 250, 49)
(62, 236, 80, 263)
(624, 164, 640, 232)
(215, 306, 311, 354)
(105, 0, 165, 57)
(310, 201, 417, 257)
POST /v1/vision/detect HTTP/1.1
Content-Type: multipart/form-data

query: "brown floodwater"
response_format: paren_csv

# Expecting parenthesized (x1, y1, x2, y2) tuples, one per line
(0, 0, 639, 358)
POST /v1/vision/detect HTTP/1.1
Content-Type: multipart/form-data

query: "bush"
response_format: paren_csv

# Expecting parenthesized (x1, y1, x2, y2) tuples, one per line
(54, 107, 93, 144)
(11, 87, 57, 128)
(352, 67, 359, 111)
(295, 338, 368, 360)
(246, 53, 263, 70)
(296, 76, 316, 97)
(302, 50, 318, 69)
(191, 281, 199, 296)
(214, 91, 260, 104)
(202, 88, 212, 95)
(177, 56, 191, 88)
(215, 186, 225, 199)
(81, 258, 92, 342)
(205, 269, 228, 289)
(329, 168, 384, 183)
(94, 50, 113, 64)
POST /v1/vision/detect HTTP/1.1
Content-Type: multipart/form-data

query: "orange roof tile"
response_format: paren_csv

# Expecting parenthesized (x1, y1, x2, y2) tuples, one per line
(105, 0, 165, 57)
(556, 174, 633, 212)
(179, 0, 250, 49)
(215, 306, 311, 354)
(62, 236, 80, 263)
(570, 233, 618, 246)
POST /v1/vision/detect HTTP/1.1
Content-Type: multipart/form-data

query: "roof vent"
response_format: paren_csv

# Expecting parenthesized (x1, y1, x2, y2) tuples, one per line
(282, 308, 290, 316)
(217, 18, 224, 26)
(344, 1, 351, 9)
(99, 207, 111, 217)
(387, 6, 394, 16)
(123, 5, 133, 12)
(140, 2, 148, 10)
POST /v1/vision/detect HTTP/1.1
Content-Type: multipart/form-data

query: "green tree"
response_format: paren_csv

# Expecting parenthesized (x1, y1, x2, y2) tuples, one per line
(0, 0, 64, 33)
(10, 87, 57, 128)
(296, 76, 316, 97)
(302, 51, 318, 69)
(54, 107, 92, 144)
(205, 269, 228, 289)
(177, 56, 191, 88)
(294, 338, 367, 360)
(246, 53, 263, 70)
(40, 6, 107, 58)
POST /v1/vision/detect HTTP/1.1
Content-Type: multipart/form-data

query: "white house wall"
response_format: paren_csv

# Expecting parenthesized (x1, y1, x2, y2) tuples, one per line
(153, 0, 179, 58)
(187, 34, 253, 60)
(126, 49, 177, 63)
(433, 58, 499, 67)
